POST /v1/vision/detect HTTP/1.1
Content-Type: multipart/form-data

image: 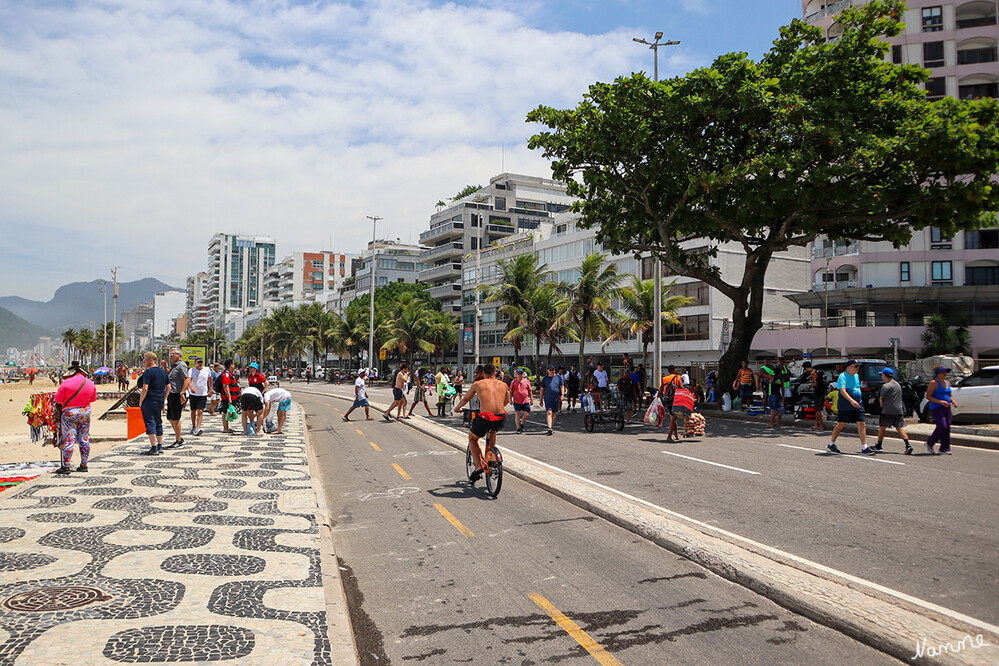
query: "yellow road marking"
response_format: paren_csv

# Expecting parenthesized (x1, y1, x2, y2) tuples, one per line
(528, 593, 623, 666)
(392, 463, 412, 480)
(356, 429, 364, 436)
(433, 503, 475, 538)
(369, 441, 382, 452)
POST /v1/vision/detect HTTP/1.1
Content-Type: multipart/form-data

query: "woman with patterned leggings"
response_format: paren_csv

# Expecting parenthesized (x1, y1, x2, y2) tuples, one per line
(53, 361, 97, 475)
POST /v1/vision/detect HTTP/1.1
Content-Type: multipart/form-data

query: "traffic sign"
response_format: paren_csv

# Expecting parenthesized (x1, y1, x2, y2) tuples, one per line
(492, 357, 501, 367)
(379, 349, 387, 360)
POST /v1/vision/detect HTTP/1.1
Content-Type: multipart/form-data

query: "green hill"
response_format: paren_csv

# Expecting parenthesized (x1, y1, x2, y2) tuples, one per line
(0, 306, 51, 352)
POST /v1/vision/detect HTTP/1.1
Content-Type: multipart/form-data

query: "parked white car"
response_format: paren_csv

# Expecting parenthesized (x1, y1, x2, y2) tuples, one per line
(920, 365, 999, 424)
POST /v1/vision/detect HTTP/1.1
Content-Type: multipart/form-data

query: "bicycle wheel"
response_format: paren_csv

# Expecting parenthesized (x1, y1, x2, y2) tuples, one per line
(616, 414, 625, 431)
(484, 446, 502, 497)
(465, 443, 475, 481)
(584, 414, 595, 432)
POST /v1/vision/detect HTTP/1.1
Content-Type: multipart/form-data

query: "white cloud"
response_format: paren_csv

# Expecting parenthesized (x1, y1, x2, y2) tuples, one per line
(0, 0, 698, 299)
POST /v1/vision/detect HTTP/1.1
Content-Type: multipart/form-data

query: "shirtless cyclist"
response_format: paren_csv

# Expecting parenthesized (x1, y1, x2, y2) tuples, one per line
(453, 363, 510, 484)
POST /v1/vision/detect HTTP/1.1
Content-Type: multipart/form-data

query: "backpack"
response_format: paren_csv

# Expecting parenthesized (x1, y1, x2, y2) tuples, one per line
(213, 372, 224, 394)
(814, 370, 829, 394)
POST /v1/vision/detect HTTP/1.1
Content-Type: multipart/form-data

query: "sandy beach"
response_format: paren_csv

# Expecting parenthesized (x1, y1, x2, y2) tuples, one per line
(0, 381, 131, 465)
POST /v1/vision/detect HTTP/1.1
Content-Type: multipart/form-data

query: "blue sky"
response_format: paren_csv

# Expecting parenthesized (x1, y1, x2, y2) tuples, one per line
(0, 0, 802, 301)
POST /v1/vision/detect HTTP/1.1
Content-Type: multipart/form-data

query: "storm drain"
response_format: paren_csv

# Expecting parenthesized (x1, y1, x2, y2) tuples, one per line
(2, 586, 112, 612)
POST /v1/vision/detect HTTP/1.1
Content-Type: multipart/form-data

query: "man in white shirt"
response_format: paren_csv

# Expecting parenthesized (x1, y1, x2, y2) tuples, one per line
(262, 387, 293, 434)
(681, 367, 691, 388)
(342, 369, 372, 422)
(187, 357, 211, 436)
(593, 363, 609, 390)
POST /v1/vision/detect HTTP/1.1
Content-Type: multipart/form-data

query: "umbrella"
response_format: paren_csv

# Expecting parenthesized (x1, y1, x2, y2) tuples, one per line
(5, 361, 14, 366)
(93, 368, 111, 375)
(24, 368, 39, 374)
(96, 366, 112, 372)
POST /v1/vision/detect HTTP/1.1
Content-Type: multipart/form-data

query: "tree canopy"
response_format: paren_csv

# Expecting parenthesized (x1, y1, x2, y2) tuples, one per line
(527, 0, 999, 393)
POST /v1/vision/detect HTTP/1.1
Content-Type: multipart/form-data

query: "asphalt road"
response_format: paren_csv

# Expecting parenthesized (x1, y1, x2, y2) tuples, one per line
(303, 382, 999, 629)
(300, 391, 899, 665)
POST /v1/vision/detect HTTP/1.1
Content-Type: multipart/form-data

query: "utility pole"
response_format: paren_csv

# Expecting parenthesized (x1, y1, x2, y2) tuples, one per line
(98, 279, 107, 368)
(634, 31, 680, 389)
(824, 256, 832, 356)
(474, 232, 482, 368)
(111, 267, 120, 370)
(366, 216, 382, 374)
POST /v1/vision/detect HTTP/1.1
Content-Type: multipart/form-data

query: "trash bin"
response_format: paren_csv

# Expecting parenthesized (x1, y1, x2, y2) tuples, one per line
(125, 407, 145, 440)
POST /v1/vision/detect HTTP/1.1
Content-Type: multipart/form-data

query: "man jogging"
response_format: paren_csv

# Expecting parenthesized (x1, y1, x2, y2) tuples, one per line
(453, 363, 510, 485)
(828, 360, 876, 455)
(343, 369, 372, 421)
(385, 362, 409, 421)
(875, 367, 912, 454)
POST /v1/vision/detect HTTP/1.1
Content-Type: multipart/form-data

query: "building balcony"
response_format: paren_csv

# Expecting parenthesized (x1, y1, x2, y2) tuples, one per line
(812, 279, 860, 291)
(419, 221, 465, 244)
(957, 2, 997, 29)
(420, 242, 465, 263)
(486, 223, 516, 236)
(811, 241, 858, 259)
(427, 283, 463, 301)
(419, 262, 462, 283)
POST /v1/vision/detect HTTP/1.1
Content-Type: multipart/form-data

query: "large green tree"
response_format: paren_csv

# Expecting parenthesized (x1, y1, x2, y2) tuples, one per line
(527, 0, 999, 396)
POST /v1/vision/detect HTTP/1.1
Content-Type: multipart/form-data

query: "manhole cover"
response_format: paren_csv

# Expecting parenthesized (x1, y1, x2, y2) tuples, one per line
(149, 495, 203, 503)
(2, 586, 112, 612)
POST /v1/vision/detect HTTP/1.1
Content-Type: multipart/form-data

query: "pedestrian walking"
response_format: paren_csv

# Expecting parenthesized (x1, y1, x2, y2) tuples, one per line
(138, 352, 169, 455)
(637, 364, 648, 408)
(247, 362, 267, 392)
(187, 357, 211, 436)
(343, 369, 373, 421)
(803, 362, 827, 430)
(661, 366, 684, 442)
(219, 359, 241, 435)
(541, 365, 565, 436)
(385, 362, 409, 421)
(435, 367, 451, 417)
(408, 368, 435, 417)
(511, 368, 533, 433)
(262, 387, 292, 433)
(735, 360, 755, 411)
(54, 361, 97, 474)
(874, 368, 911, 454)
(827, 360, 876, 455)
(924, 366, 957, 455)
(165, 349, 189, 449)
(209, 362, 222, 415)
(761, 365, 783, 427)
(616, 372, 637, 423)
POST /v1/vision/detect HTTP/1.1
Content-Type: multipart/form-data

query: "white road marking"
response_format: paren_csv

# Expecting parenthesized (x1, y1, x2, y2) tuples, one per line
(777, 443, 906, 465)
(660, 451, 760, 475)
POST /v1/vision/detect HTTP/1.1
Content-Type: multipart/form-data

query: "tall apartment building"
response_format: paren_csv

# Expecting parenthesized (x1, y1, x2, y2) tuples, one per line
(206, 234, 277, 328)
(152, 290, 186, 339)
(186, 272, 210, 335)
(327, 240, 426, 314)
(264, 250, 359, 309)
(121, 302, 154, 351)
(765, 1, 999, 361)
(461, 216, 808, 373)
(420, 173, 574, 316)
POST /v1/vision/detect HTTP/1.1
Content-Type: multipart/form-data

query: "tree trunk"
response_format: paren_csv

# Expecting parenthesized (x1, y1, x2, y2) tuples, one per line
(714, 253, 769, 403)
(577, 315, 587, 379)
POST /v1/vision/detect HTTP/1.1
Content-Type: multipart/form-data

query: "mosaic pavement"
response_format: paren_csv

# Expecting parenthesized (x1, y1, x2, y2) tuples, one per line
(0, 407, 333, 665)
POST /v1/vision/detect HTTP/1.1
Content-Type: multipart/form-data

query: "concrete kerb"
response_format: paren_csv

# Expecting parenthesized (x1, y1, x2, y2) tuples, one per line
(306, 387, 999, 665)
(300, 404, 361, 666)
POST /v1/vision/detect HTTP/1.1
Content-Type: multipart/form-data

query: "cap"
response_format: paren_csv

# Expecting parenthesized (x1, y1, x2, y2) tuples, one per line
(516, 368, 525, 374)
(547, 365, 555, 371)
(170, 348, 181, 355)
(847, 359, 861, 367)
(933, 365, 951, 375)
(880, 367, 894, 376)
(194, 357, 203, 363)
(249, 362, 259, 369)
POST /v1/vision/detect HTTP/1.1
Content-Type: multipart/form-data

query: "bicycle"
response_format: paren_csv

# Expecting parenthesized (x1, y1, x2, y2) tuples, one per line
(458, 408, 503, 498)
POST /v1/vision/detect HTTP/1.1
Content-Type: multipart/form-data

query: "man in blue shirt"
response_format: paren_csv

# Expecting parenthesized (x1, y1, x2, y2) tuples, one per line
(540, 365, 565, 437)
(827, 359, 875, 455)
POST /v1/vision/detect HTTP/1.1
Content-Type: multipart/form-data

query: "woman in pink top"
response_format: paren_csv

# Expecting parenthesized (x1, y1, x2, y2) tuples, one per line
(510, 368, 533, 434)
(53, 361, 97, 475)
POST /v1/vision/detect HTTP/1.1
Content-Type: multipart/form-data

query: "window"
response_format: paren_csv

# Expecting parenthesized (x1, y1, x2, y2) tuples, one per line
(930, 227, 952, 248)
(959, 369, 999, 386)
(310, 271, 322, 279)
(958, 46, 998, 65)
(966, 265, 999, 285)
(470, 237, 478, 250)
(494, 196, 506, 211)
(668, 281, 709, 306)
(892, 44, 903, 64)
(923, 41, 945, 67)
(931, 260, 952, 283)
(926, 77, 947, 100)
(663, 315, 709, 341)
(966, 228, 999, 249)
(900, 262, 910, 282)
(311, 283, 324, 290)
(960, 82, 999, 99)
(922, 6, 943, 32)
(311, 260, 324, 269)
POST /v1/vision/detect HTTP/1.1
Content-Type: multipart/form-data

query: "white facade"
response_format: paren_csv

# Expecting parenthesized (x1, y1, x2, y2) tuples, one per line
(264, 250, 359, 310)
(186, 272, 210, 335)
(152, 291, 186, 339)
(206, 234, 277, 328)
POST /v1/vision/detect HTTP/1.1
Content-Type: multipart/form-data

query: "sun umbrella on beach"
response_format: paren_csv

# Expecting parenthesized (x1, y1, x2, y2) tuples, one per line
(24, 368, 39, 374)
(4, 361, 13, 366)
(96, 366, 112, 373)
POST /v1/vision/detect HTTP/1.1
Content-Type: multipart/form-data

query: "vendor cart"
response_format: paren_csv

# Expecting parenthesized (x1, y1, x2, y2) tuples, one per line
(581, 387, 626, 432)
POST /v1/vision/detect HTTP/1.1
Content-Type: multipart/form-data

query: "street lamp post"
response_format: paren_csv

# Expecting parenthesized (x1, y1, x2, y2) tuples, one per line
(366, 216, 382, 374)
(824, 256, 832, 356)
(111, 267, 120, 371)
(98, 279, 107, 368)
(633, 31, 680, 389)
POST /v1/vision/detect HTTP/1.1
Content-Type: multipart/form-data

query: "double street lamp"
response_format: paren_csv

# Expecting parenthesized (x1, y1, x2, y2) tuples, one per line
(366, 216, 382, 374)
(633, 32, 679, 388)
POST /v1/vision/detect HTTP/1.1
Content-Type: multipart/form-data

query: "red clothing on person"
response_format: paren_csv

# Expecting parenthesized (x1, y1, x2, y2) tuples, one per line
(510, 377, 532, 404)
(54, 374, 97, 408)
(221, 372, 241, 399)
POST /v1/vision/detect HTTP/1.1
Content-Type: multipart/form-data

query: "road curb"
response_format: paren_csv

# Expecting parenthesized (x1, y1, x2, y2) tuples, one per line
(303, 387, 999, 665)
(301, 404, 361, 666)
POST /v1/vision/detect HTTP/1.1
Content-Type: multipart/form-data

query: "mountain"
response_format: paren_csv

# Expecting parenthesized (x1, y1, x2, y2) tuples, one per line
(0, 278, 182, 332)
(0, 306, 51, 352)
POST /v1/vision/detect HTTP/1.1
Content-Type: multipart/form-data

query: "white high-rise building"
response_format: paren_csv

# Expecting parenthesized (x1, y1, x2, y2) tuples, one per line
(186, 272, 210, 335)
(152, 291, 186, 339)
(264, 250, 360, 310)
(206, 234, 277, 328)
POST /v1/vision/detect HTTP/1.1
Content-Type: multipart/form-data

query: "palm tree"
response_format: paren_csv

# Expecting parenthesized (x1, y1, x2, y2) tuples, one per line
(99, 322, 123, 360)
(380, 293, 436, 368)
(609, 276, 693, 367)
(503, 282, 569, 375)
(483, 253, 552, 369)
(560, 253, 625, 372)
(203, 327, 229, 364)
(61, 329, 78, 363)
(76, 329, 95, 365)
(426, 310, 458, 364)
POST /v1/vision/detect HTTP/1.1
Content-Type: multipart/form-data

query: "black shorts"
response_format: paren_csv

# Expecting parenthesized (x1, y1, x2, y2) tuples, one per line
(392, 387, 405, 401)
(838, 405, 866, 423)
(879, 413, 906, 429)
(189, 395, 207, 411)
(470, 413, 507, 438)
(241, 394, 264, 412)
(166, 393, 183, 421)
